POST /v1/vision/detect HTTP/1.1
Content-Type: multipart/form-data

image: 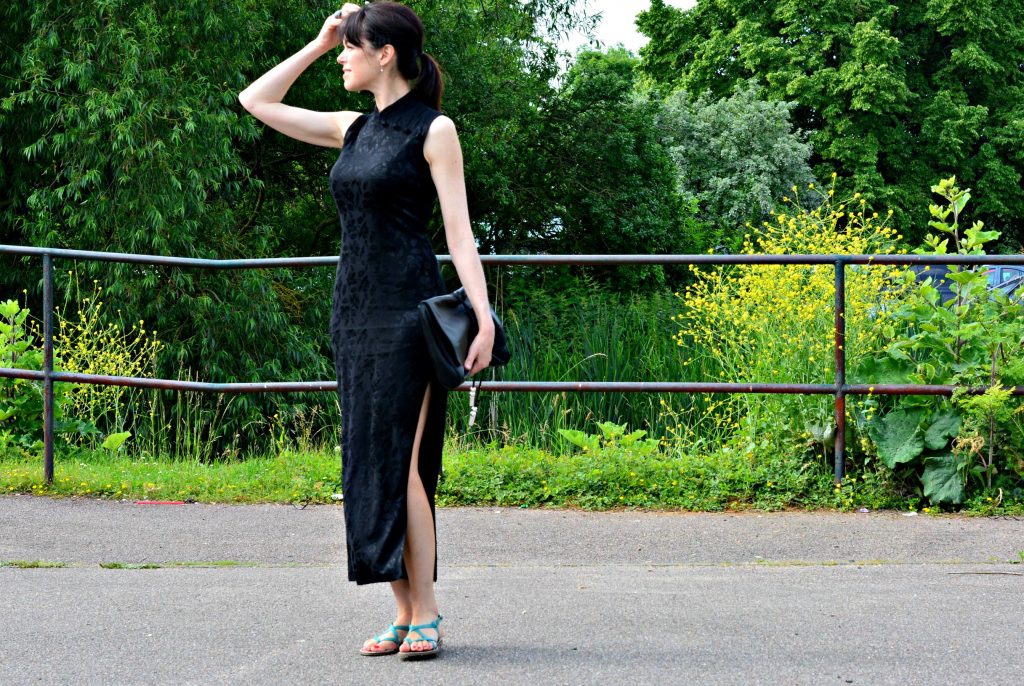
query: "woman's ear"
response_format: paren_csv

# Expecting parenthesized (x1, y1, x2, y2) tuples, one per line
(379, 44, 396, 70)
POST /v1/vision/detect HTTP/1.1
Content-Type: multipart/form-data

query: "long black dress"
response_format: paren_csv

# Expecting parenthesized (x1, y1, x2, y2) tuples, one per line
(328, 90, 448, 585)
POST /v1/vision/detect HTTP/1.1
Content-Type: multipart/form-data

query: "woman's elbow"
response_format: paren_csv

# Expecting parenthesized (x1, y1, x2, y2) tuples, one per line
(238, 89, 258, 113)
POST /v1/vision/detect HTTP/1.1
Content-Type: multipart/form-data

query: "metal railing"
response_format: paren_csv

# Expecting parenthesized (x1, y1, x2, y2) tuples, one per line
(2, 244, 1023, 485)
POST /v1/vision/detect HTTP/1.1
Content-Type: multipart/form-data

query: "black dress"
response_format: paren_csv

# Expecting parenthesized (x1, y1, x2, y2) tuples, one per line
(328, 91, 448, 585)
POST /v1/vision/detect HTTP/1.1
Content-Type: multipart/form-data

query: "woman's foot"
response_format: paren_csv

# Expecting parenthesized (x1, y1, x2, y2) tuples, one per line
(359, 622, 410, 656)
(398, 614, 443, 659)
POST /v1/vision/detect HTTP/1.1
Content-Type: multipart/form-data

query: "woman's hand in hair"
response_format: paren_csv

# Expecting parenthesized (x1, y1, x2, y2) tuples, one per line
(312, 3, 361, 53)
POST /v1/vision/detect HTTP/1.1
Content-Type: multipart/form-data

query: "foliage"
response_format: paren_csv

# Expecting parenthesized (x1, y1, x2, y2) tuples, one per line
(460, 283, 700, 448)
(0, 447, 340, 505)
(439, 441, 900, 511)
(0, 0, 603, 450)
(859, 177, 1024, 504)
(558, 420, 660, 456)
(54, 275, 162, 449)
(656, 80, 815, 251)
(675, 178, 909, 464)
(0, 0, 346, 451)
(636, 0, 1024, 248)
(514, 48, 700, 290)
(0, 299, 53, 454)
(420, 1, 596, 254)
(0, 440, 870, 511)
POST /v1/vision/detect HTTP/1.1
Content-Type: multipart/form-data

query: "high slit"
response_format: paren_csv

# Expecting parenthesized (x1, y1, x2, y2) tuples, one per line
(329, 90, 449, 585)
(400, 382, 439, 582)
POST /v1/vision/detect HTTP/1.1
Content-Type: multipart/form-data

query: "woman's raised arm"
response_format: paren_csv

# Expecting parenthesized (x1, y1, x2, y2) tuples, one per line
(238, 7, 361, 148)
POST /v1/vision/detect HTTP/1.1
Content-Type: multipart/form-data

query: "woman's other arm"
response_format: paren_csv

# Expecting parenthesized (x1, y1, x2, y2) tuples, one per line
(425, 115, 495, 376)
(238, 8, 360, 148)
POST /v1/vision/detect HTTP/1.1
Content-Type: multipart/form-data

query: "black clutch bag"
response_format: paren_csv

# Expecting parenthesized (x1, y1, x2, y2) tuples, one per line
(418, 287, 511, 391)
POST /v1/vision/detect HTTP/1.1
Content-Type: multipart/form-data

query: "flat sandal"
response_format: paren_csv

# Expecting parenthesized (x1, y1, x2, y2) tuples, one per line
(359, 623, 409, 656)
(398, 614, 443, 661)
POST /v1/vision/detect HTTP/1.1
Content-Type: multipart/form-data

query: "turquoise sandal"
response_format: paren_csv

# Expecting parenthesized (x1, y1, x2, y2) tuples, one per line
(398, 614, 443, 661)
(359, 623, 410, 656)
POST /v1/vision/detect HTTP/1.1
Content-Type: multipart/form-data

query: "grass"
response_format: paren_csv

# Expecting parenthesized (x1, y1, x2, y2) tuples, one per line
(0, 442, 943, 513)
(437, 442, 884, 511)
(2, 441, 1022, 514)
(1, 559, 68, 568)
(97, 561, 257, 569)
(0, 448, 340, 504)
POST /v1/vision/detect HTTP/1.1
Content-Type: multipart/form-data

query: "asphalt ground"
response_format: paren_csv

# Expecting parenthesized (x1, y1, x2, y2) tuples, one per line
(1, 495, 1022, 685)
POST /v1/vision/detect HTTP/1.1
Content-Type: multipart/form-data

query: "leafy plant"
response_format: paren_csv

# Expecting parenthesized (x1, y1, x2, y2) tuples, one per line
(656, 79, 815, 250)
(859, 177, 1024, 504)
(54, 275, 162, 448)
(675, 178, 909, 464)
(637, 0, 1024, 247)
(559, 420, 660, 457)
(0, 299, 52, 454)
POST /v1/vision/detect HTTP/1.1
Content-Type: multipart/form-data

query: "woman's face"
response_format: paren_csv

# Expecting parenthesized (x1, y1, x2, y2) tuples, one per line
(337, 40, 381, 92)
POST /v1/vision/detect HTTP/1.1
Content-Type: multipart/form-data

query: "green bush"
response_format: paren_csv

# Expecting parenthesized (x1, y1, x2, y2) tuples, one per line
(858, 178, 1024, 505)
(673, 179, 908, 464)
(0, 299, 54, 454)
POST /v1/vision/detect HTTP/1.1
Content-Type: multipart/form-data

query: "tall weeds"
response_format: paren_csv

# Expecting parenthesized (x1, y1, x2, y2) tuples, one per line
(449, 281, 717, 452)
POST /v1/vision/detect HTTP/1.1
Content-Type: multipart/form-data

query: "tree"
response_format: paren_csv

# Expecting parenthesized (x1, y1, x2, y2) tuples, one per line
(0, 1, 350, 444)
(657, 80, 815, 250)
(636, 0, 1024, 247)
(0, 0, 595, 448)
(518, 48, 700, 290)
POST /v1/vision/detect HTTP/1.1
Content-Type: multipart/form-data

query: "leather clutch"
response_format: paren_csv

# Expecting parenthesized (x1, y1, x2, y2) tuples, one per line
(418, 287, 510, 390)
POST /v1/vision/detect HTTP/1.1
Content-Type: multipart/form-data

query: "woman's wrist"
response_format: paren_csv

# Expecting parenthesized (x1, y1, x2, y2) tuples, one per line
(304, 40, 333, 57)
(476, 316, 495, 335)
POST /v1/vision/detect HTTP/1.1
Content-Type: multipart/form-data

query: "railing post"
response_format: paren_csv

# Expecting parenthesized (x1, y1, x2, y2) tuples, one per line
(833, 258, 846, 484)
(43, 255, 54, 484)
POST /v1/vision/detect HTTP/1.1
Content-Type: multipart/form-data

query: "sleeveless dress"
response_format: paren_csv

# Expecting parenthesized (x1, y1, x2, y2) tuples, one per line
(328, 91, 448, 585)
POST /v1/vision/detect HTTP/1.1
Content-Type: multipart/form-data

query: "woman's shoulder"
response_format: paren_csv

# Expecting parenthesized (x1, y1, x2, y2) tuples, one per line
(427, 113, 456, 134)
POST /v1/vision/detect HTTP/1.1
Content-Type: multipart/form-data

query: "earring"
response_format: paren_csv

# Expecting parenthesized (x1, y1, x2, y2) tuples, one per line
(379, 64, 384, 73)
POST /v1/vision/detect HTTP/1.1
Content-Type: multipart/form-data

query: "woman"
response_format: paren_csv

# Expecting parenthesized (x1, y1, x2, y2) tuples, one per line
(239, 1, 494, 660)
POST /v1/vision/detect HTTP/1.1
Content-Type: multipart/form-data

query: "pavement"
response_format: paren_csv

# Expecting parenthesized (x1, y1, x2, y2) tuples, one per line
(0, 495, 1022, 685)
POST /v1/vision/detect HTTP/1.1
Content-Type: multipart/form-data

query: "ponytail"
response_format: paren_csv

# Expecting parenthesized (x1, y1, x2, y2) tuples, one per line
(413, 53, 443, 111)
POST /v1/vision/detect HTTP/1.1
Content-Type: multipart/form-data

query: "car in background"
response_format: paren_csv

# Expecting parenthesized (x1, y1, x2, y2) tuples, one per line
(985, 265, 1024, 301)
(909, 264, 1024, 303)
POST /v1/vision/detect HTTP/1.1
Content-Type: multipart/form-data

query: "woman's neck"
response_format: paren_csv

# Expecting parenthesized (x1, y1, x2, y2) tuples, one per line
(373, 79, 412, 112)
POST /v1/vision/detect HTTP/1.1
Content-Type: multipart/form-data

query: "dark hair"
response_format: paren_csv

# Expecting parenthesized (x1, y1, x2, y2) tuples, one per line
(341, 1, 443, 110)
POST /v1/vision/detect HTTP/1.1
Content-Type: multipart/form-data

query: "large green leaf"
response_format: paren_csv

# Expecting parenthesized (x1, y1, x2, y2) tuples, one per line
(922, 452, 965, 505)
(874, 409, 925, 468)
(855, 355, 913, 384)
(924, 410, 961, 450)
(557, 429, 599, 452)
(101, 432, 132, 452)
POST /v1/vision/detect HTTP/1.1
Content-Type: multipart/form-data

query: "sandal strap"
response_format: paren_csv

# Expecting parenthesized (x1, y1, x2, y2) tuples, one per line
(374, 623, 410, 643)
(404, 615, 441, 646)
(408, 614, 442, 631)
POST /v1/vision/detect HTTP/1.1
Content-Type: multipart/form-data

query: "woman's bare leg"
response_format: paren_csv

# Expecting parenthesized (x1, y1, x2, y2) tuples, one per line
(362, 387, 434, 655)
(360, 579, 412, 653)
(399, 384, 442, 652)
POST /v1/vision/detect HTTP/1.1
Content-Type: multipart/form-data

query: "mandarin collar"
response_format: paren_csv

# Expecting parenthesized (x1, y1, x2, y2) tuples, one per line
(373, 90, 417, 120)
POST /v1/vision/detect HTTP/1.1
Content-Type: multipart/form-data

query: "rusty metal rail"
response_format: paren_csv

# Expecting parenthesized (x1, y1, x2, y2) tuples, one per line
(2, 244, 1023, 485)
